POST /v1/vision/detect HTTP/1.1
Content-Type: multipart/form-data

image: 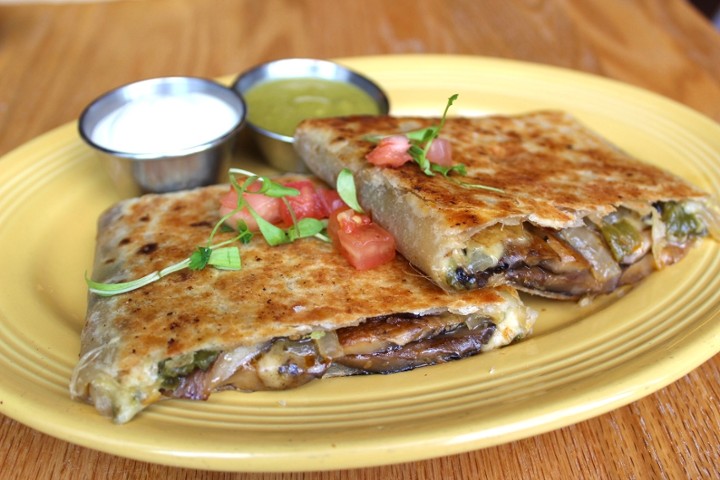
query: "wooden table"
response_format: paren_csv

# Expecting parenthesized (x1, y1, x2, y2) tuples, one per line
(1, 0, 719, 478)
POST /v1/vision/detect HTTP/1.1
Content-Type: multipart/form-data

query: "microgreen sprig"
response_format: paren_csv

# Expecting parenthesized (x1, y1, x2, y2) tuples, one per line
(86, 242, 243, 297)
(366, 94, 504, 194)
(405, 93, 458, 176)
(336, 168, 364, 213)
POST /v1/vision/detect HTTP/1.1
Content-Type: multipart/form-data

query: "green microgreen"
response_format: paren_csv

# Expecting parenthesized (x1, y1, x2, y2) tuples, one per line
(188, 246, 242, 271)
(404, 93, 458, 176)
(229, 168, 300, 198)
(207, 246, 242, 270)
(188, 246, 212, 270)
(336, 168, 364, 213)
(288, 218, 326, 242)
(86, 243, 242, 297)
(86, 260, 190, 296)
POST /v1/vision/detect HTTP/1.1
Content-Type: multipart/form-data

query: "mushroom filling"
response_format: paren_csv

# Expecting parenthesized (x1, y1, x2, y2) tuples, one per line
(159, 312, 501, 399)
(447, 201, 716, 298)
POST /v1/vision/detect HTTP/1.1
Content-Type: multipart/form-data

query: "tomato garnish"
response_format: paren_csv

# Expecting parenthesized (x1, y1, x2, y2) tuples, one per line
(426, 138, 453, 166)
(317, 188, 346, 215)
(219, 176, 394, 271)
(365, 135, 413, 167)
(219, 185, 283, 231)
(278, 180, 327, 226)
(328, 208, 396, 270)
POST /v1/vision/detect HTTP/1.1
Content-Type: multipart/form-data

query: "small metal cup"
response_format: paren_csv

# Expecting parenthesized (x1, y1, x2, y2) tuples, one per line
(79, 76, 246, 197)
(232, 58, 389, 172)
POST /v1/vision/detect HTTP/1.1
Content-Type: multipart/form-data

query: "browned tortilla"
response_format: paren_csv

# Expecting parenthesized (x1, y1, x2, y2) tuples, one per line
(294, 111, 715, 295)
(71, 182, 534, 423)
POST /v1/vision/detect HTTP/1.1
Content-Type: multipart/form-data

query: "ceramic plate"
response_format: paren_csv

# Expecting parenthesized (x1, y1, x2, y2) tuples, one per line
(0, 55, 719, 472)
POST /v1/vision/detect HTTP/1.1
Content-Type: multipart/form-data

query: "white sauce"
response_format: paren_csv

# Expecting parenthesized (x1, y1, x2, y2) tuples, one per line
(91, 92, 239, 154)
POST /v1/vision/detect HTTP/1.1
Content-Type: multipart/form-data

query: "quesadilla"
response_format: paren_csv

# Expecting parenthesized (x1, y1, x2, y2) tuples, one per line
(294, 110, 719, 299)
(71, 183, 536, 423)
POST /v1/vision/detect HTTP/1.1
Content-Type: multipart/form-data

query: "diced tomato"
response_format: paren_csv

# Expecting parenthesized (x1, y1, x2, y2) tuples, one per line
(328, 208, 396, 270)
(317, 188, 347, 215)
(365, 135, 413, 167)
(278, 180, 327, 226)
(219, 184, 283, 231)
(426, 138, 453, 166)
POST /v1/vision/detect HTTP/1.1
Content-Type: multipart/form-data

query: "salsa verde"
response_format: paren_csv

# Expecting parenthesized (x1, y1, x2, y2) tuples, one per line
(244, 78, 380, 137)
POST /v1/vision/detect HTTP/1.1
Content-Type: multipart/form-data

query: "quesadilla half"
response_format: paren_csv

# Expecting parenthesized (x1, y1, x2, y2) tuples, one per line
(294, 110, 719, 299)
(71, 183, 535, 423)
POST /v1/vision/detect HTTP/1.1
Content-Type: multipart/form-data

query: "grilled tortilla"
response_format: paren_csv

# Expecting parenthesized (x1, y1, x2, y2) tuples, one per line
(294, 111, 719, 299)
(71, 183, 536, 423)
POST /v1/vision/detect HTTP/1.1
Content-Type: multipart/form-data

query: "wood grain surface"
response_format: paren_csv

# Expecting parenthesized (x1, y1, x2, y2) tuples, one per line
(1, 0, 720, 478)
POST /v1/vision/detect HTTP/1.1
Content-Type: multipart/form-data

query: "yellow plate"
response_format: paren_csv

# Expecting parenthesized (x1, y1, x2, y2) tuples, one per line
(0, 54, 719, 472)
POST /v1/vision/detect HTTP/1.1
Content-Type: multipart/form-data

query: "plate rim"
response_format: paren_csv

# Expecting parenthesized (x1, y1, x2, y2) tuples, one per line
(0, 53, 719, 472)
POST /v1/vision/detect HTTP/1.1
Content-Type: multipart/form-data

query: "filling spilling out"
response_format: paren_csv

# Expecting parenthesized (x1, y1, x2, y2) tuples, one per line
(447, 201, 718, 298)
(159, 310, 524, 400)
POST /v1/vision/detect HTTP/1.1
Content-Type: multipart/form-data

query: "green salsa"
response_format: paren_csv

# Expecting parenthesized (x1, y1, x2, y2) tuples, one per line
(244, 77, 381, 137)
